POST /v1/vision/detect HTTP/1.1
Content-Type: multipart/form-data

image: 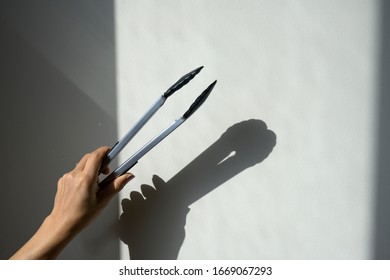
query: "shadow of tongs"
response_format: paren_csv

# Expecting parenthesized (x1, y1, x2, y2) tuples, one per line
(99, 66, 217, 187)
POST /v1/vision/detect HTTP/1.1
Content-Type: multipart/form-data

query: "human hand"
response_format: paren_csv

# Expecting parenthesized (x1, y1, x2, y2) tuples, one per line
(10, 146, 134, 259)
(49, 146, 134, 235)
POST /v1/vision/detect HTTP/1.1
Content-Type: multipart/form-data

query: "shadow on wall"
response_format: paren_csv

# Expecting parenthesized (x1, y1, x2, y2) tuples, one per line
(375, 0, 390, 260)
(119, 119, 276, 259)
(0, 3, 118, 259)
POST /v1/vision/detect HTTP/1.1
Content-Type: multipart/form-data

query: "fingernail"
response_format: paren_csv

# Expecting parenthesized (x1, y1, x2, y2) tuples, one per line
(118, 174, 135, 191)
(125, 174, 135, 183)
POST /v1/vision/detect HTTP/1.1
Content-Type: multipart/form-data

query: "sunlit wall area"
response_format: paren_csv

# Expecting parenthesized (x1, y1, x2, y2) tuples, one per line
(114, 0, 380, 259)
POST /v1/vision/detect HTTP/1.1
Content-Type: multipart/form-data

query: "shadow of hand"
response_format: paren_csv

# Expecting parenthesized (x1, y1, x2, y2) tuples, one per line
(119, 119, 276, 259)
(119, 175, 190, 260)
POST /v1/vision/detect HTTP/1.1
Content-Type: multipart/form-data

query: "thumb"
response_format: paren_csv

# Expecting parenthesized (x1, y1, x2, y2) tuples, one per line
(98, 173, 135, 205)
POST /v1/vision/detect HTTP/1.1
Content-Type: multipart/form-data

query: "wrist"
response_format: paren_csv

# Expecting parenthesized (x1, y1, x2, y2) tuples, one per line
(44, 213, 81, 242)
(35, 215, 78, 259)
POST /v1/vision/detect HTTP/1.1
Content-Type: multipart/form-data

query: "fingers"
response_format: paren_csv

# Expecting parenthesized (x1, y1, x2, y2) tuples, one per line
(74, 146, 110, 174)
(83, 146, 110, 177)
(74, 153, 89, 171)
(113, 173, 135, 192)
(100, 166, 110, 175)
(98, 173, 135, 205)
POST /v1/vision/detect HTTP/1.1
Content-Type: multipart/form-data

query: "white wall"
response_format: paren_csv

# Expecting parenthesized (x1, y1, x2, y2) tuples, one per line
(115, 0, 380, 259)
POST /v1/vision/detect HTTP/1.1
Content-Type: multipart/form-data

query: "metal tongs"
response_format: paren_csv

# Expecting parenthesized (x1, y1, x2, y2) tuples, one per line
(99, 66, 217, 187)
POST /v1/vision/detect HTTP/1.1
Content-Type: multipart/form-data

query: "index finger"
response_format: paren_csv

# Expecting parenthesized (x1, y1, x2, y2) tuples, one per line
(83, 146, 111, 177)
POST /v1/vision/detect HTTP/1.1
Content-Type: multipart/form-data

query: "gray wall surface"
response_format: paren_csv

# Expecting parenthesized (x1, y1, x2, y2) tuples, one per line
(375, 0, 390, 260)
(1, 0, 389, 260)
(0, 0, 118, 259)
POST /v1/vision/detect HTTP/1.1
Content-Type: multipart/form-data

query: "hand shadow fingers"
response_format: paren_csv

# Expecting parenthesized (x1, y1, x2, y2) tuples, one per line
(121, 198, 131, 212)
(130, 191, 145, 203)
(152, 175, 167, 191)
(141, 184, 157, 199)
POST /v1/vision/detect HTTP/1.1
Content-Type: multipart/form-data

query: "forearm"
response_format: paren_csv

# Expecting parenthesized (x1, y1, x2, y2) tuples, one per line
(10, 215, 76, 260)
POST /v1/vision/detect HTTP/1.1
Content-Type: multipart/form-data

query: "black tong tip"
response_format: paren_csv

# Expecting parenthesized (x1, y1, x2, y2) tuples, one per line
(162, 65, 216, 119)
(183, 80, 217, 119)
(163, 66, 204, 98)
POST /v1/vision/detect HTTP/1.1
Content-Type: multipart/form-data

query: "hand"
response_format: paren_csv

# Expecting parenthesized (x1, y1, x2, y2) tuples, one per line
(10, 146, 134, 259)
(50, 146, 134, 234)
